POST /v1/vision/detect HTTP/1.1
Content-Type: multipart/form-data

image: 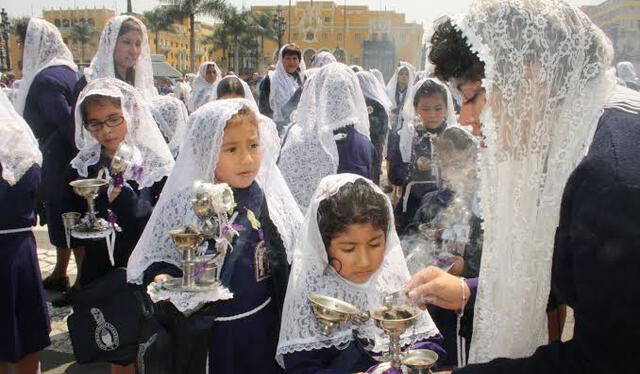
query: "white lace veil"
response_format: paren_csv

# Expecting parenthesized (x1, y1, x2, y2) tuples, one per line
(450, 0, 616, 363)
(278, 62, 370, 212)
(269, 45, 307, 123)
(370, 69, 385, 85)
(616, 61, 638, 85)
(127, 99, 303, 283)
(311, 51, 337, 68)
(0, 90, 42, 186)
(356, 70, 393, 116)
(85, 16, 157, 100)
(12, 18, 77, 115)
(188, 61, 222, 113)
(276, 173, 439, 362)
(398, 78, 457, 163)
(212, 75, 258, 110)
(150, 95, 189, 157)
(71, 77, 174, 188)
(386, 62, 416, 109)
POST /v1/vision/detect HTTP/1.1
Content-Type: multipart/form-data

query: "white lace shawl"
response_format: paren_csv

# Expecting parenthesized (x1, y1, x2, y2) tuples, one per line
(85, 16, 158, 100)
(150, 95, 189, 157)
(187, 61, 222, 113)
(278, 62, 370, 212)
(70, 78, 174, 188)
(370, 69, 385, 85)
(451, 0, 616, 363)
(616, 61, 638, 85)
(212, 75, 258, 110)
(386, 62, 416, 110)
(0, 90, 42, 185)
(269, 45, 306, 122)
(127, 99, 303, 284)
(356, 70, 393, 117)
(398, 78, 457, 163)
(311, 51, 337, 68)
(12, 18, 77, 115)
(276, 174, 439, 362)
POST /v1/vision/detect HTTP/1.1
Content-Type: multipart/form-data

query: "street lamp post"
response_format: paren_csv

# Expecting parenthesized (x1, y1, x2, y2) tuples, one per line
(273, 6, 287, 51)
(0, 8, 10, 72)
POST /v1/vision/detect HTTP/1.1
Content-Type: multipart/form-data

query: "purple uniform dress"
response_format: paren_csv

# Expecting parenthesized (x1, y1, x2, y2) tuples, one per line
(454, 108, 640, 374)
(335, 125, 380, 184)
(22, 65, 78, 248)
(208, 182, 289, 374)
(0, 164, 51, 362)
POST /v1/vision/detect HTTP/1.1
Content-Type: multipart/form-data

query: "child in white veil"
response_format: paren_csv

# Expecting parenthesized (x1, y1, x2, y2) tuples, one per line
(150, 95, 189, 157)
(277, 174, 443, 373)
(187, 61, 222, 112)
(127, 99, 303, 373)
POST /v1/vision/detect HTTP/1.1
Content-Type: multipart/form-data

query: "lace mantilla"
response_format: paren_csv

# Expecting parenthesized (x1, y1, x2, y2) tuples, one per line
(357, 70, 393, 117)
(450, 0, 616, 363)
(0, 90, 42, 185)
(150, 95, 189, 157)
(147, 282, 233, 316)
(188, 61, 222, 113)
(269, 45, 306, 123)
(276, 174, 440, 364)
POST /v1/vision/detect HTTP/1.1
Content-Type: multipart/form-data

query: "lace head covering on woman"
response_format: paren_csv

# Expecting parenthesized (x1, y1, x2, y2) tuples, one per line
(386, 61, 416, 109)
(398, 78, 457, 163)
(443, 0, 616, 362)
(269, 45, 306, 123)
(311, 51, 337, 68)
(12, 18, 77, 115)
(356, 70, 393, 116)
(616, 61, 638, 88)
(0, 90, 42, 185)
(188, 61, 222, 112)
(86, 16, 157, 100)
(278, 62, 370, 212)
(71, 77, 174, 188)
(150, 95, 189, 157)
(370, 69, 385, 85)
(212, 75, 258, 110)
(276, 173, 439, 362)
(127, 99, 303, 283)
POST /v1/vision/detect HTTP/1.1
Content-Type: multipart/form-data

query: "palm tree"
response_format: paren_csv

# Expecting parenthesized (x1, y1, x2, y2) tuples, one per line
(219, 7, 254, 74)
(161, 0, 228, 72)
(69, 21, 97, 65)
(250, 12, 277, 70)
(143, 7, 176, 54)
(202, 26, 230, 69)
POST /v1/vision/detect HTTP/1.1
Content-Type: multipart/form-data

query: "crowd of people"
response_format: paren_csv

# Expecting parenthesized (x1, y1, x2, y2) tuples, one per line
(1, 0, 639, 373)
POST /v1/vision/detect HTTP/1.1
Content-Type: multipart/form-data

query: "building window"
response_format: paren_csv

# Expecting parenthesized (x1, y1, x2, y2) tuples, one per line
(54, 19, 61, 27)
(355, 33, 361, 41)
(322, 33, 328, 40)
(337, 33, 343, 41)
(325, 17, 331, 23)
(62, 19, 70, 27)
(88, 18, 95, 26)
(306, 32, 314, 41)
(80, 18, 86, 24)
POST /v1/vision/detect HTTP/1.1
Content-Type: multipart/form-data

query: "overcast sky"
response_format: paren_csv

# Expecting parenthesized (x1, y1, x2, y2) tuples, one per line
(5, 0, 605, 30)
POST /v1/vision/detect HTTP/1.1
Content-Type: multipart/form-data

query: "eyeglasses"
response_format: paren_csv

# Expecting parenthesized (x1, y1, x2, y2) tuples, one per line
(84, 115, 125, 133)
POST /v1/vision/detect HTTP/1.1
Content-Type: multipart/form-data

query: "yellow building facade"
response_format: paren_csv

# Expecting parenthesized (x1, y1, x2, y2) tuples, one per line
(9, 7, 217, 78)
(582, 0, 640, 67)
(250, 1, 425, 79)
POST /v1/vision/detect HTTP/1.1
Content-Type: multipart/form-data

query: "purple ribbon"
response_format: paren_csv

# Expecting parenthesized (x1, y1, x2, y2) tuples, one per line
(193, 259, 208, 280)
(258, 228, 264, 242)
(113, 173, 124, 188)
(131, 164, 143, 180)
(107, 209, 118, 231)
(222, 222, 244, 236)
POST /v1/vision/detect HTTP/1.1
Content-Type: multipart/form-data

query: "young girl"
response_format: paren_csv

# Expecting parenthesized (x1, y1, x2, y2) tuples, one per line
(63, 77, 174, 373)
(0, 91, 48, 374)
(127, 99, 303, 373)
(278, 63, 378, 212)
(214, 75, 259, 110)
(188, 61, 222, 112)
(277, 174, 444, 373)
(387, 78, 456, 232)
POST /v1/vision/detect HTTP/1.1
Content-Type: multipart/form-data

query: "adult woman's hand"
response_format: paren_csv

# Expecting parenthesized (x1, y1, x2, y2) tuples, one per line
(406, 266, 470, 311)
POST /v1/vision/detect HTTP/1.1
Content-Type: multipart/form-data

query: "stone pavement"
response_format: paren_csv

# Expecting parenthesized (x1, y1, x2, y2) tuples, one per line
(31, 226, 109, 374)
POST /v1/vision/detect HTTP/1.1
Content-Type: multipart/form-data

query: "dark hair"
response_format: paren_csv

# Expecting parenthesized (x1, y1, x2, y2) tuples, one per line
(216, 76, 245, 98)
(282, 43, 302, 60)
(80, 94, 122, 125)
(15, 18, 30, 43)
(226, 105, 258, 129)
(317, 179, 389, 252)
(429, 18, 485, 82)
(413, 80, 448, 108)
